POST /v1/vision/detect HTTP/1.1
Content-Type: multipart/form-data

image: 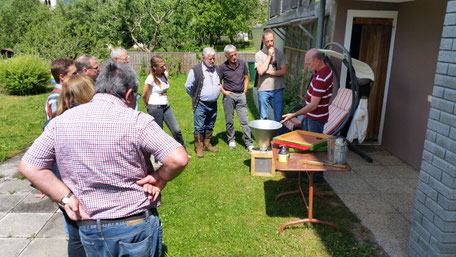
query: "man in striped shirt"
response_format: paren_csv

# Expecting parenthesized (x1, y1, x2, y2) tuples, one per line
(45, 58, 77, 120)
(281, 48, 333, 181)
(281, 48, 333, 132)
(19, 61, 188, 257)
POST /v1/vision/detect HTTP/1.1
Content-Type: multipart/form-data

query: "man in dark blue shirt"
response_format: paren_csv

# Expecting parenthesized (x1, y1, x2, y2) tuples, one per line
(220, 44, 253, 152)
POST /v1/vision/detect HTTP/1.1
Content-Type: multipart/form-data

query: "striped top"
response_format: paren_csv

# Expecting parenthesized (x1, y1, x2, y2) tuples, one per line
(305, 65, 333, 122)
(23, 93, 182, 219)
(45, 84, 62, 120)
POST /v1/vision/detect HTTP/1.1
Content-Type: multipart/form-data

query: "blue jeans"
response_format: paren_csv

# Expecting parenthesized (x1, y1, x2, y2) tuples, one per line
(258, 89, 284, 122)
(194, 100, 217, 134)
(147, 104, 186, 149)
(60, 206, 87, 257)
(52, 164, 86, 256)
(79, 209, 162, 257)
(302, 117, 327, 180)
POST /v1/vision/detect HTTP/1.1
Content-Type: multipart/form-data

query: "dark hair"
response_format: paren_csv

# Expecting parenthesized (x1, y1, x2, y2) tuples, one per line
(148, 55, 167, 88)
(95, 61, 139, 100)
(51, 58, 74, 84)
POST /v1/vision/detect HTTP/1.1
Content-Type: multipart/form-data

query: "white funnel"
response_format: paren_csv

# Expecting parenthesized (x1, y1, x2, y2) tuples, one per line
(248, 120, 282, 152)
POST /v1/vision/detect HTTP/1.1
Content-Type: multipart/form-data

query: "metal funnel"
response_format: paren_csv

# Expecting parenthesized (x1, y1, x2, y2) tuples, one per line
(248, 120, 282, 152)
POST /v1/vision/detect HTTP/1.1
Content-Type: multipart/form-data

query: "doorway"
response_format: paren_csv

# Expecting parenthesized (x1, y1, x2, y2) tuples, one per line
(342, 10, 398, 143)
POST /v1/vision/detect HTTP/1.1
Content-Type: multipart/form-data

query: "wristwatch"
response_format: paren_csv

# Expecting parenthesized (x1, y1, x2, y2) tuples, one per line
(58, 192, 73, 207)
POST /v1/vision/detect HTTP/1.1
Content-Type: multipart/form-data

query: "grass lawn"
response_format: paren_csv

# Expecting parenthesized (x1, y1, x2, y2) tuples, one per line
(0, 74, 384, 256)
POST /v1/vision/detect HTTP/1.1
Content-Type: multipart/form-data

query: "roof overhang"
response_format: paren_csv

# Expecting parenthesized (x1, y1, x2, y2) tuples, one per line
(254, 16, 318, 30)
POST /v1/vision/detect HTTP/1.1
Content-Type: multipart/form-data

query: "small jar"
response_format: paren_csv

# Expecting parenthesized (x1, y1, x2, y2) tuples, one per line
(278, 146, 290, 163)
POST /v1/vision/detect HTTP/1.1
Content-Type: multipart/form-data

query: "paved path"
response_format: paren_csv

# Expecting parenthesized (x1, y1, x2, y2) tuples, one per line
(0, 147, 419, 257)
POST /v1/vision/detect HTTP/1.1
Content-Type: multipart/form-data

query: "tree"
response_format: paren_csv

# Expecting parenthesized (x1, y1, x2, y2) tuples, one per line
(192, 0, 265, 47)
(111, 0, 180, 52)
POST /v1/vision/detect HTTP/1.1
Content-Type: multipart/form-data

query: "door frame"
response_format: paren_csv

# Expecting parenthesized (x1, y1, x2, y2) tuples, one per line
(341, 10, 398, 144)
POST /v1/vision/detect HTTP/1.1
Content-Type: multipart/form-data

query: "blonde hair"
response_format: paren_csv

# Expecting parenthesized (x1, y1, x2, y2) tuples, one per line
(54, 75, 95, 117)
(148, 55, 168, 88)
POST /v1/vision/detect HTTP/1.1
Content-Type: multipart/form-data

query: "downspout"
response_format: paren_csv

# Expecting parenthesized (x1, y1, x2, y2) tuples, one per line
(316, 0, 326, 48)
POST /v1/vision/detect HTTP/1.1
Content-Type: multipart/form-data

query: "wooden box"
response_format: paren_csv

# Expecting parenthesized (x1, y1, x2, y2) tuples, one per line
(251, 150, 275, 177)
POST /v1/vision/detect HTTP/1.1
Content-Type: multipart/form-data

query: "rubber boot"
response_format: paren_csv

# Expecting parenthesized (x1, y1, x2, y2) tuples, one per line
(204, 130, 218, 152)
(194, 133, 204, 158)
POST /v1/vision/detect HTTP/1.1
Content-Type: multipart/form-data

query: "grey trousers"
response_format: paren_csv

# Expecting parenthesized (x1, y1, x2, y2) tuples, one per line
(222, 93, 253, 146)
(147, 104, 186, 149)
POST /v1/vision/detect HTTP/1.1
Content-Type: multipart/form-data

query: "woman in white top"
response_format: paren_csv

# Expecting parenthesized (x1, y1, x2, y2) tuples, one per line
(143, 56, 186, 149)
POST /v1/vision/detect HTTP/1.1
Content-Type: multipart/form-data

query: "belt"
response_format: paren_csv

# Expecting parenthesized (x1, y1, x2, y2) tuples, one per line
(77, 208, 156, 226)
(231, 91, 243, 94)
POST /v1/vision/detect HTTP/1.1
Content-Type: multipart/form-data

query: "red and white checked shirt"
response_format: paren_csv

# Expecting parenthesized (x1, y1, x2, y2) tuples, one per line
(22, 94, 182, 219)
(305, 65, 333, 122)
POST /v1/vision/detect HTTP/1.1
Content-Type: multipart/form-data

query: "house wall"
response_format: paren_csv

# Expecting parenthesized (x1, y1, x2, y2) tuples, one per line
(332, 0, 446, 170)
(409, 1, 456, 255)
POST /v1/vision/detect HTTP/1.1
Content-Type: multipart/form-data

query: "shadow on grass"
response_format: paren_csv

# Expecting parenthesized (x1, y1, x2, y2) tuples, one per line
(160, 244, 168, 257)
(263, 177, 309, 218)
(246, 86, 260, 120)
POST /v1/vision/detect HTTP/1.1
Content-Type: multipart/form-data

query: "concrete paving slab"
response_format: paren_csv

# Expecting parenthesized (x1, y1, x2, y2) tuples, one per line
(388, 165, 420, 179)
(0, 212, 5, 219)
(370, 151, 407, 166)
(398, 178, 419, 194)
(0, 194, 27, 212)
(0, 179, 33, 194)
(383, 193, 417, 214)
(19, 238, 67, 257)
(324, 169, 359, 180)
(345, 151, 383, 166)
(11, 194, 58, 213)
(325, 177, 375, 195)
(356, 212, 411, 257)
(367, 178, 411, 195)
(0, 238, 29, 257)
(337, 194, 395, 213)
(353, 165, 398, 179)
(0, 154, 23, 178)
(0, 213, 53, 238)
(37, 212, 66, 239)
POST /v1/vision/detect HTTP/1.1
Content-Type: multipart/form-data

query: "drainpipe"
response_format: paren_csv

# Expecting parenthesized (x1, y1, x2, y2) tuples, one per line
(316, 0, 326, 48)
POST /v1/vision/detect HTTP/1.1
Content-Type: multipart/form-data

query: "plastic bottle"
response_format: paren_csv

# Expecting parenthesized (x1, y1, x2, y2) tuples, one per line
(278, 146, 290, 163)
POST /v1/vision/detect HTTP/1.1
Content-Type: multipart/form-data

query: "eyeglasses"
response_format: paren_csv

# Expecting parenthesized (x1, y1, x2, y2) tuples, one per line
(117, 56, 130, 61)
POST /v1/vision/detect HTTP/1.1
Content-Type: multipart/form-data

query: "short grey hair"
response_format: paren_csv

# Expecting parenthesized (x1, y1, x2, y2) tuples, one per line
(95, 61, 139, 100)
(202, 47, 215, 59)
(110, 47, 127, 59)
(75, 55, 95, 73)
(224, 44, 237, 57)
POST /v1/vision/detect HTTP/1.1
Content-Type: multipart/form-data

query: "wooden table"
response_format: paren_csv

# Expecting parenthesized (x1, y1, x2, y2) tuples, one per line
(272, 145, 351, 232)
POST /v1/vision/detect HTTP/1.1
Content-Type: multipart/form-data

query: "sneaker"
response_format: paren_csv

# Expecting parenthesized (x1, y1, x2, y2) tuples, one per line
(229, 141, 236, 149)
(247, 145, 254, 152)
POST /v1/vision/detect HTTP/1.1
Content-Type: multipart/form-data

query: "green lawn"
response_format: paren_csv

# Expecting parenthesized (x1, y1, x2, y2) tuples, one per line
(0, 74, 383, 256)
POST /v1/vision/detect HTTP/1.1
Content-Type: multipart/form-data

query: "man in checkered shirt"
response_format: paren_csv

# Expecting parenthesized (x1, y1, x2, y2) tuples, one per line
(19, 61, 188, 257)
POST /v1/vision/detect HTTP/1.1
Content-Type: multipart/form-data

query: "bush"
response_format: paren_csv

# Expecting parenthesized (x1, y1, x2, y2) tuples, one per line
(0, 55, 50, 95)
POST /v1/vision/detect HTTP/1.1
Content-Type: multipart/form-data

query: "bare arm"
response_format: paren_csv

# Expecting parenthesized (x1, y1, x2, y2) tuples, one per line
(136, 146, 188, 200)
(256, 55, 272, 75)
(142, 83, 152, 106)
(243, 75, 249, 94)
(220, 81, 231, 96)
(281, 95, 321, 123)
(266, 64, 287, 77)
(18, 161, 90, 220)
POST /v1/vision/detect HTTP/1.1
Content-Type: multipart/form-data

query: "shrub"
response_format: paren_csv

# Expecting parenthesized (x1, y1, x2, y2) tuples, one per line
(0, 55, 50, 95)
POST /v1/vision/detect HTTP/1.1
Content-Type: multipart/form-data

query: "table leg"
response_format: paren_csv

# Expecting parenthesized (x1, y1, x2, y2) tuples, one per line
(274, 172, 326, 203)
(279, 172, 340, 232)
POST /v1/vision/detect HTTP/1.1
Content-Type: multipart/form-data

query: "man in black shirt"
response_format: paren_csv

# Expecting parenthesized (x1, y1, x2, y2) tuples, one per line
(220, 44, 254, 152)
